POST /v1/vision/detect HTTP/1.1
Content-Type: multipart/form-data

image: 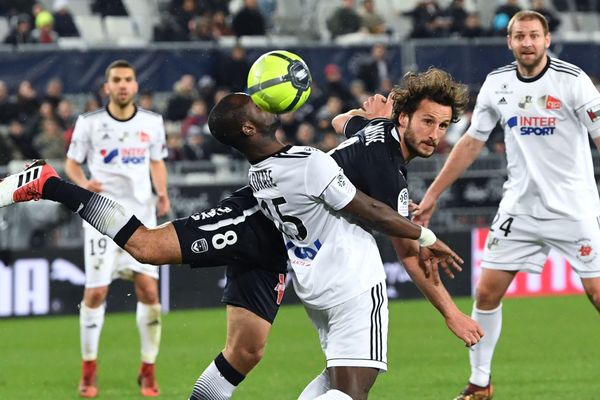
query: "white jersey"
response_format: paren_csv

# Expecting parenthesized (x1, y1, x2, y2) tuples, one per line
(67, 106, 167, 224)
(249, 145, 386, 309)
(468, 56, 600, 219)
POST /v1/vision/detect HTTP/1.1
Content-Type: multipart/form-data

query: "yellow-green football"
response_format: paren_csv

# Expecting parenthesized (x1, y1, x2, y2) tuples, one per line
(247, 50, 312, 114)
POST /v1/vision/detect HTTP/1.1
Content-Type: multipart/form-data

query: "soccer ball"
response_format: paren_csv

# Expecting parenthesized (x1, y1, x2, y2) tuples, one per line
(247, 50, 312, 114)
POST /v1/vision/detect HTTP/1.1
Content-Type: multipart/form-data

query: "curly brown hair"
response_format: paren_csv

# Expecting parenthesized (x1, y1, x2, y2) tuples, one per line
(390, 67, 469, 125)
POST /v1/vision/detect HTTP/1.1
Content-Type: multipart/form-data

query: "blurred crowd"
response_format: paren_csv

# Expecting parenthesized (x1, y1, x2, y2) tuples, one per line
(0, 39, 517, 168)
(0, 0, 589, 45)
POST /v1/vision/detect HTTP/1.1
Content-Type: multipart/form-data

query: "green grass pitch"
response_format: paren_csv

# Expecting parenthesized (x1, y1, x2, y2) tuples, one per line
(1, 296, 598, 399)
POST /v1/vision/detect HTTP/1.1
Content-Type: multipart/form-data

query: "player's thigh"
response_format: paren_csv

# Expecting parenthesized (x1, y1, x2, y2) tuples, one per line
(543, 216, 600, 279)
(305, 281, 388, 372)
(482, 211, 549, 273)
(83, 223, 119, 288)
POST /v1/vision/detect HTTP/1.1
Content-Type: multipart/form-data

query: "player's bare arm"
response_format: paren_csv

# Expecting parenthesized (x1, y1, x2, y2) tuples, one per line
(149, 159, 170, 217)
(331, 93, 394, 134)
(391, 237, 483, 347)
(342, 189, 463, 267)
(64, 158, 103, 193)
(413, 133, 486, 227)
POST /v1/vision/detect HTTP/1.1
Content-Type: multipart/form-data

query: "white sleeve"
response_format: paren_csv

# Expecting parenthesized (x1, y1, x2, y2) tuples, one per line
(573, 72, 600, 139)
(466, 78, 500, 142)
(305, 150, 356, 211)
(66, 115, 90, 163)
(150, 115, 168, 160)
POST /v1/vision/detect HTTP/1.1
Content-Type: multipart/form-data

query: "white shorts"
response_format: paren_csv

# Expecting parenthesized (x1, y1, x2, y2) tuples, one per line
(304, 281, 388, 371)
(482, 210, 600, 278)
(83, 222, 158, 288)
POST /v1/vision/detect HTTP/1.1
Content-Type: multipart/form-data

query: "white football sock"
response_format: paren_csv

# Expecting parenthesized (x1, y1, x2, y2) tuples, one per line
(136, 302, 162, 364)
(298, 370, 330, 400)
(190, 360, 237, 400)
(314, 389, 352, 399)
(80, 302, 105, 361)
(469, 303, 503, 387)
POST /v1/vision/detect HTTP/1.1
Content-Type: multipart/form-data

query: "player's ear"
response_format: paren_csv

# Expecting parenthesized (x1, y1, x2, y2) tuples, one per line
(241, 121, 256, 137)
(398, 112, 408, 128)
(103, 82, 109, 95)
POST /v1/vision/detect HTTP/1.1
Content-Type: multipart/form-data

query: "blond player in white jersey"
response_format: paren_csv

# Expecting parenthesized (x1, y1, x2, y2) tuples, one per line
(208, 92, 477, 400)
(413, 11, 600, 400)
(65, 60, 169, 398)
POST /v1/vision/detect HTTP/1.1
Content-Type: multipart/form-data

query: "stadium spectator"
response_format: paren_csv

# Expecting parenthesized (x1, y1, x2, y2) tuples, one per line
(83, 97, 100, 113)
(326, 0, 362, 38)
(460, 12, 489, 38)
(215, 45, 250, 92)
(0, 80, 17, 124)
(138, 91, 158, 113)
(64, 60, 169, 398)
(181, 125, 212, 160)
(232, 0, 266, 36)
(7, 119, 39, 159)
(210, 9, 234, 38)
(91, 0, 127, 17)
(43, 77, 63, 109)
(56, 98, 75, 129)
(190, 15, 215, 41)
(491, 0, 521, 36)
(278, 111, 300, 141)
(52, 0, 79, 37)
(355, 43, 390, 93)
(33, 117, 65, 160)
(14, 80, 39, 121)
(165, 131, 185, 161)
(0, 132, 19, 165)
(3, 13, 34, 46)
(531, 0, 560, 33)
(31, 10, 58, 43)
(165, 74, 199, 121)
(322, 63, 354, 109)
(0, 0, 35, 17)
(171, 0, 199, 41)
(197, 0, 230, 16)
(444, 0, 469, 36)
(358, 0, 386, 34)
(416, 11, 600, 400)
(404, 0, 446, 38)
(181, 98, 209, 137)
(294, 121, 318, 147)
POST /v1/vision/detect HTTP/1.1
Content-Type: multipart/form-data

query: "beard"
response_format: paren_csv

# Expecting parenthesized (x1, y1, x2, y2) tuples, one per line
(264, 117, 280, 137)
(514, 49, 545, 73)
(110, 92, 134, 108)
(404, 123, 436, 159)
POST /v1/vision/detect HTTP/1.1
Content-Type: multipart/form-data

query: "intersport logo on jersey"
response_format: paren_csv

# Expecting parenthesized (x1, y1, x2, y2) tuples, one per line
(507, 115, 556, 136)
(100, 147, 147, 164)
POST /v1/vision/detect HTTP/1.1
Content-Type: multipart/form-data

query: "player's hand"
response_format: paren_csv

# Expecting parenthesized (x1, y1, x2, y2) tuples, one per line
(445, 310, 485, 347)
(84, 179, 103, 193)
(362, 93, 394, 119)
(412, 192, 437, 227)
(422, 238, 463, 280)
(156, 194, 170, 217)
(418, 246, 462, 285)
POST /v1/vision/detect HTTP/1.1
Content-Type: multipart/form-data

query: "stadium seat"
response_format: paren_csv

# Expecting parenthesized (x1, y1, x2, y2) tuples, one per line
(74, 15, 106, 43)
(0, 17, 9, 42)
(104, 16, 147, 46)
(69, 0, 92, 16)
(573, 12, 600, 31)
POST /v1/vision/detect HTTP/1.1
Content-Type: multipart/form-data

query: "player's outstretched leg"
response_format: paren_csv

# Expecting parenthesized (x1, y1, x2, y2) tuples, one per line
(0, 160, 58, 206)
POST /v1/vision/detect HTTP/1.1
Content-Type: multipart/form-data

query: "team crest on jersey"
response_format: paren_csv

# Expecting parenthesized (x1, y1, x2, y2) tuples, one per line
(397, 188, 409, 217)
(139, 130, 150, 142)
(575, 238, 596, 263)
(538, 95, 561, 110)
(518, 95, 533, 109)
(586, 104, 600, 123)
(495, 83, 512, 94)
(336, 173, 347, 188)
(191, 238, 209, 254)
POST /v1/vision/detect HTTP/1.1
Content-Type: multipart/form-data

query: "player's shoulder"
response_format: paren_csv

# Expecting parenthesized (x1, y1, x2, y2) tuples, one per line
(137, 107, 164, 120)
(547, 57, 583, 78)
(486, 62, 518, 79)
(273, 145, 317, 159)
(79, 106, 108, 120)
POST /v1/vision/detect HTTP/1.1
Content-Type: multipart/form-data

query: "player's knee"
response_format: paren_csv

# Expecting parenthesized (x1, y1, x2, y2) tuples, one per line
(84, 287, 108, 307)
(241, 345, 265, 367)
(474, 286, 501, 308)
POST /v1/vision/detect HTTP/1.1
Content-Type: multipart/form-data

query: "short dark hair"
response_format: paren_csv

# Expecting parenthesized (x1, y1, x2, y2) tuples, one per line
(390, 67, 469, 124)
(208, 93, 252, 148)
(507, 10, 549, 36)
(105, 59, 136, 81)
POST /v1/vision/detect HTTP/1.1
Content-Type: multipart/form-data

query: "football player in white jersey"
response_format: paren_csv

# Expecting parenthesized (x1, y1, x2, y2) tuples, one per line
(414, 11, 600, 400)
(208, 92, 473, 400)
(65, 60, 170, 398)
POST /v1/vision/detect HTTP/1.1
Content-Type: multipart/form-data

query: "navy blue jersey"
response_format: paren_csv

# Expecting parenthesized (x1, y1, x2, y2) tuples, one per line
(330, 116, 410, 217)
